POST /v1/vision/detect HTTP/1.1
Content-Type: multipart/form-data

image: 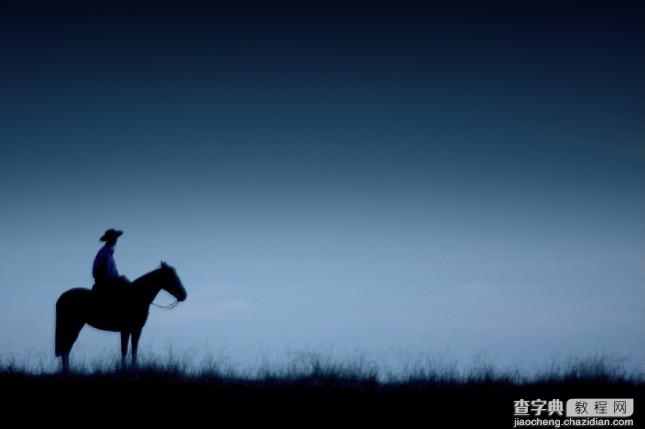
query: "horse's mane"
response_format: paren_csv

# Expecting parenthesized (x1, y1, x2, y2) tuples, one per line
(132, 265, 167, 286)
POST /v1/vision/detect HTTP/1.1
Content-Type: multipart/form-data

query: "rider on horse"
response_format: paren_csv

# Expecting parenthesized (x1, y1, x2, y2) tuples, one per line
(93, 228, 130, 293)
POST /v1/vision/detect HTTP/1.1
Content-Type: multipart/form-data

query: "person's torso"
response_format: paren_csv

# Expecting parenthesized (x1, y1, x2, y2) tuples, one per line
(93, 245, 118, 281)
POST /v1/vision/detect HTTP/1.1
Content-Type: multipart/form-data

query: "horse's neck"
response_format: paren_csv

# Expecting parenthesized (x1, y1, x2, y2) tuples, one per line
(133, 271, 162, 305)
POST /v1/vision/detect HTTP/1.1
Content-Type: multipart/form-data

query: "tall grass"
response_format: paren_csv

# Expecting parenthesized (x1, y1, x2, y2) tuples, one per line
(0, 350, 640, 387)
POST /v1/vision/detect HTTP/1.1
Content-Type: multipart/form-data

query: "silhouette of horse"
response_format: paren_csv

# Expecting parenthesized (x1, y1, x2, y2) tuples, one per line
(55, 262, 187, 373)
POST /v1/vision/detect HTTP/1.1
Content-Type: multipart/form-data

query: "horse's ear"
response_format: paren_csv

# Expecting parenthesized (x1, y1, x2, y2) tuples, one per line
(160, 260, 167, 268)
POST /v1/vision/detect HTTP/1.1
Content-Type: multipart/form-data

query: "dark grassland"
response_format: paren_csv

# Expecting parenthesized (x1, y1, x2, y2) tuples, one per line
(1, 355, 643, 427)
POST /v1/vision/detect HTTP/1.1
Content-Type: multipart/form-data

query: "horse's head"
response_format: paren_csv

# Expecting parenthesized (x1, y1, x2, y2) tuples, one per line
(158, 261, 187, 302)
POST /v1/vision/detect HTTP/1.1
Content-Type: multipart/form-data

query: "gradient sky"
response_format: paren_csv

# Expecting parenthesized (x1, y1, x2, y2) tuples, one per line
(1, 1, 643, 373)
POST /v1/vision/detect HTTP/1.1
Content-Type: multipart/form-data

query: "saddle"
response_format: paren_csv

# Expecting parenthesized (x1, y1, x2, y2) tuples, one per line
(91, 277, 130, 302)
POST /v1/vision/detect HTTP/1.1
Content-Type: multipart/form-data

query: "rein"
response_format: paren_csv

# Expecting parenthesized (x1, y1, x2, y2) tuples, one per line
(151, 300, 179, 310)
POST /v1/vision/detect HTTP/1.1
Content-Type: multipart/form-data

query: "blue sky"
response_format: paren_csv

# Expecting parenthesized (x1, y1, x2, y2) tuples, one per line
(1, 0, 643, 373)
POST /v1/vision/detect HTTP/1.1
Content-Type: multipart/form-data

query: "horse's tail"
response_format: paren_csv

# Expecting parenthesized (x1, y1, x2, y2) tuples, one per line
(55, 301, 63, 356)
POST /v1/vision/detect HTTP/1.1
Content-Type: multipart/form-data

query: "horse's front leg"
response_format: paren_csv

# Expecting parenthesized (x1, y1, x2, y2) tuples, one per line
(131, 327, 142, 370)
(61, 353, 70, 374)
(120, 331, 130, 370)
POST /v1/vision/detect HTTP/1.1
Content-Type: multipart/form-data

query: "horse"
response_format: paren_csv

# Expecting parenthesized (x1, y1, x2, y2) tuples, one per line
(55, 262, 187, 373)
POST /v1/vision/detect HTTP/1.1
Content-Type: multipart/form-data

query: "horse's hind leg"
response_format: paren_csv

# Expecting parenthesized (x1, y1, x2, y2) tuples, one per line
(55, 318, 84, 374)
(131, 327, 142, 370)
(121, 331, 130, 370)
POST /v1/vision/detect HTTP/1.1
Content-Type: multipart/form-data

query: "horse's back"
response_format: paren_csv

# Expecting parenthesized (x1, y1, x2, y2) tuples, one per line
(56, 288, 91, 309)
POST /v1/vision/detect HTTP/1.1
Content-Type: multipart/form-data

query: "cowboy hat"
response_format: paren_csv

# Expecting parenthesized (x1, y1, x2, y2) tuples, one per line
(100, 228, 123, 242)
